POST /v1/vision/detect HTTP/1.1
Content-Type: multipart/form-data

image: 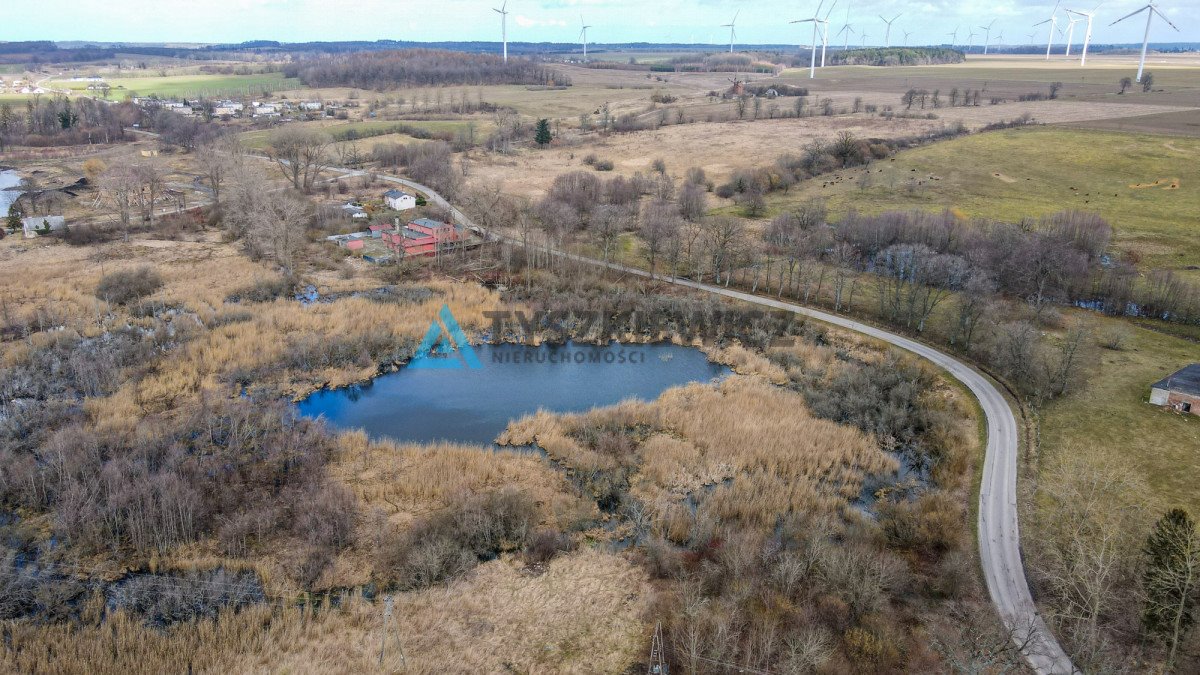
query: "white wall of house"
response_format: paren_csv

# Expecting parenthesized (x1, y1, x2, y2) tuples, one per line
(386, 194, 416, 211)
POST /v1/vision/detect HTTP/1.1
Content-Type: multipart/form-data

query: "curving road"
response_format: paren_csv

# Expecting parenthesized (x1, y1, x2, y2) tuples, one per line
(366, 172, 1076, 674)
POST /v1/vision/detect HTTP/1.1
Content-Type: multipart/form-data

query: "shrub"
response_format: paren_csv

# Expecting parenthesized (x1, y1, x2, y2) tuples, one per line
(225, 276, 295, 303)
(95, 267, 163, 305)
(593, 159, 615, 172)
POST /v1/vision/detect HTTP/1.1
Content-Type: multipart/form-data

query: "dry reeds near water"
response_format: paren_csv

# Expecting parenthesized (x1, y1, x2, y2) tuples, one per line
(1, 550, 648, 674)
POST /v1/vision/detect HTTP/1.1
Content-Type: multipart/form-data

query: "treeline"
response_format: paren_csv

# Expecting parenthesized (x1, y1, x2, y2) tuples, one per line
(714, 127, 971, 210)
(824, 47, 965, 67)
(0, 97, 139, 149)
(282, 49, 571, 89)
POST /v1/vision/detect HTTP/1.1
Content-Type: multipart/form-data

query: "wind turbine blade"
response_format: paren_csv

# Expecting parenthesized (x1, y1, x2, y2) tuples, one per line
(1109, 6, 1147, 26)
(1033, 19, 1050, 26)
(791, 19, 817, 24)
(824, 0, 838, 20)
(1151, 6, 1181, 31)
(733, 10, 739, 23)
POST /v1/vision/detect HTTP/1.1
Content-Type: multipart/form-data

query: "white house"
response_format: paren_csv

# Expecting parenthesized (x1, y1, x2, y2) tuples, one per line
(383, 189, 416, 211)
(22, 215, 66, 238)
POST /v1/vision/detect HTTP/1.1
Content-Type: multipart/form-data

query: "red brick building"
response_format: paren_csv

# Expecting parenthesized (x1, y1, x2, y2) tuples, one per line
(381, 218, 467, 257)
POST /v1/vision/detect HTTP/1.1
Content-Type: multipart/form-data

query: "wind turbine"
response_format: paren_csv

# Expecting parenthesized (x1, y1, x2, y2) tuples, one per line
(493, 1, 509, 64)
(836, 3, 854, 50)
(903, 30, 912, 47)
(791, 1, 830, 79)
(980, 19, 996, 54)
(579, 16, 592, 62)
(966, 29, 977, 53)
(861, 32, 869, 47)
(992, 30, 1005, 50)
(722, 11, 739, 53)
(837, 24, 855, 50)
(819, 1, 838, 67)
(879, 14, 901, 47)
(1033, 2, 1061, 61)
(947, 26, 959, 46)
(1062, 13, 1084, 55)
(1066, 5, 1100, 66)
(1110, 3, 1177, 82)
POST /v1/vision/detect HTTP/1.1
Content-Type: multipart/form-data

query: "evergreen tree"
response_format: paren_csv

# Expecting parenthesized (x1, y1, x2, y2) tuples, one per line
(1143, 508, 1200, 669)
(6, 203, 22, 234)
(534, 118, 552, 146)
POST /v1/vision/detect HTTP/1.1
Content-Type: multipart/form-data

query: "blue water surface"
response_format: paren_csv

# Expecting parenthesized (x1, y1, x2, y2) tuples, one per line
(297, 341, 730, 446)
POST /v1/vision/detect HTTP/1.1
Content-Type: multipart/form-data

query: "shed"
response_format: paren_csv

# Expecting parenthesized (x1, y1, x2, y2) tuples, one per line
(22, 215, 66, 238)
(1150, 364, 1200, 415)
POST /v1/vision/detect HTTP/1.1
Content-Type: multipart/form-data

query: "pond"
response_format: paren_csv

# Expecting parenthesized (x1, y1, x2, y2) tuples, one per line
(0, 170, 21, 217)
(297, 342, 730, 446)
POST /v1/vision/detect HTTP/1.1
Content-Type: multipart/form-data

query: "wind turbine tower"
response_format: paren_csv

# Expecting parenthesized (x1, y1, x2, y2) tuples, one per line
(494, 1, 509, 64)
(1110, 3, 1177, 82)
(722, 11, 739, 53)
(880, 14, 901, 47)
(579, 17, 592, 62)
(948, 26, 959, 46)
(820, 1, 838, 68)
(837, 24, 855, 50)
(791, 1, 830, 79)
(1065, 6, 1099, 66)
(903, 29, 912, 47)
(980, 19, 996, 54)
(1033, 2, 1061, 61)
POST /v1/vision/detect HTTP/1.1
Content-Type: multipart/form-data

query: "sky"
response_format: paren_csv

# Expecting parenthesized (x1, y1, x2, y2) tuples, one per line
(4, 0, 1198, 47)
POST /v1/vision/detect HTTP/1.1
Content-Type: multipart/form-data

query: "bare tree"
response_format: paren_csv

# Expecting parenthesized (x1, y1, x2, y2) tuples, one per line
(99, 163, 139, 242)
(1032, 452, 1153, 666)
(196, 135, 242, 213)
(640, 199, 681, 279)
(225, 163, 312, 276)
(268, 127, 331, 193)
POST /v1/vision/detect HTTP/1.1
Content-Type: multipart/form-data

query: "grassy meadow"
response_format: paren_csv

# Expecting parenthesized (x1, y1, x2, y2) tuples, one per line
(763, 126, 1200, 276)
(49, 72, 298, 99)
(1039, 316, 1200, 514)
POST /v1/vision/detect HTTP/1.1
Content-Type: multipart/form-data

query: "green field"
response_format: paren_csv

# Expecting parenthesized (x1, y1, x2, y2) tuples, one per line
(50, 73, 298, 99)
(764, 126, 1200, 276)
(1040, 316, 1200, 513)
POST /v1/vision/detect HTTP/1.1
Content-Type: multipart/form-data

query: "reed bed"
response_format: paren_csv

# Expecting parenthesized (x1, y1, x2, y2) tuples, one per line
(1, 550, 648, 675)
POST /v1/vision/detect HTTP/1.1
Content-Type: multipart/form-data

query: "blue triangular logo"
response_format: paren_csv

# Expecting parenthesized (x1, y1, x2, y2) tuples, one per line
(410, 304, 482, 369)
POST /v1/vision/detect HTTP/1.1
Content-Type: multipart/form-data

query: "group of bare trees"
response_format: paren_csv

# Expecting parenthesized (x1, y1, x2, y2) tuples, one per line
(1031, 454, 1200, 672)
(283, 48, 570, 89)
(99, 160, 167, 241)
(0, 96, 137, 149)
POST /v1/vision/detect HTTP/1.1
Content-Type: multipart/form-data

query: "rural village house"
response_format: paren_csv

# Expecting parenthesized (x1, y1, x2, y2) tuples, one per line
(383, 189, 417, 211)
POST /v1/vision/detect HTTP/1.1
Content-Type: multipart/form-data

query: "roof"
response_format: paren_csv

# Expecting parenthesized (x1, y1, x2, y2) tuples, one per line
(411, 218, 452, 229)
(383, 189, 412, 199)
(1152, 364, 1200, 397)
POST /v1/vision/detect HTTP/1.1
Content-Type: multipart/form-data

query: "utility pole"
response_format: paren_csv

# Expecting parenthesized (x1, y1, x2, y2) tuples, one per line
(647, 621, 667, 674)
(378, 596, 406, 669)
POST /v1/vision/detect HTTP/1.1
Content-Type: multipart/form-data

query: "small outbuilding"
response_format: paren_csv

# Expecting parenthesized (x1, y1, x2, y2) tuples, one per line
(22, 215, 66, 238)
(1150, 364, 1200, 415)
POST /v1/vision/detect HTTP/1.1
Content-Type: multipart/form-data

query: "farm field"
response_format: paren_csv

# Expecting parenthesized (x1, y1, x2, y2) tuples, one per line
(763, 126, 1200, 276)
(49, 72, 298, 99)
